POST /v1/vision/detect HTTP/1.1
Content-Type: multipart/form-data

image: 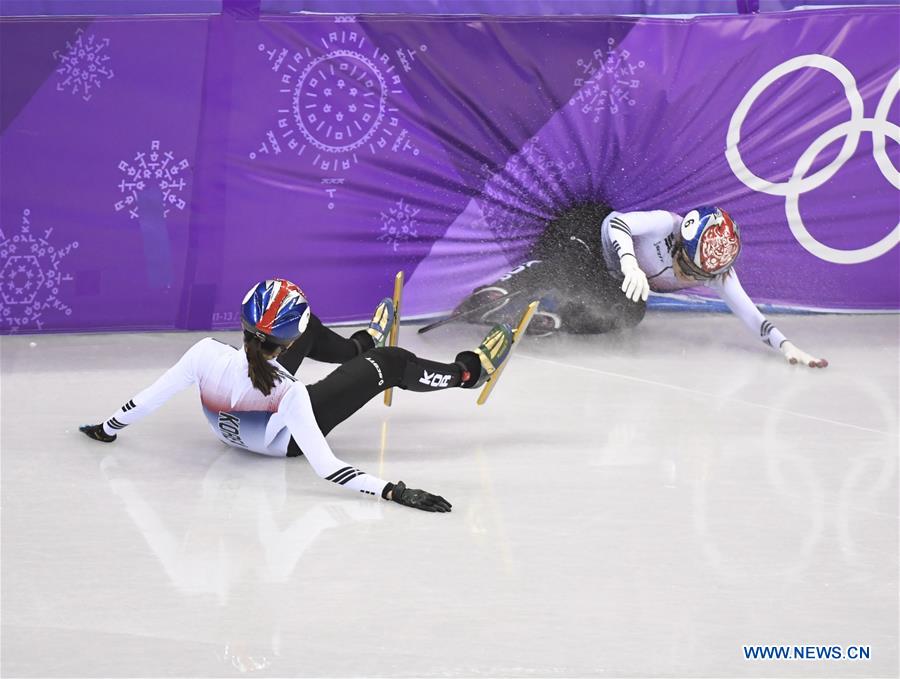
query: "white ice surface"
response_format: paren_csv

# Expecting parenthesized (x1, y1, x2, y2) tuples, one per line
(1, 313, 898, 678)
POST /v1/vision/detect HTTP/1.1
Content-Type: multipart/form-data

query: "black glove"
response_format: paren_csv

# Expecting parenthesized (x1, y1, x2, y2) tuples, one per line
(384, 481, 452, 513)
(79, 424, 117, 443)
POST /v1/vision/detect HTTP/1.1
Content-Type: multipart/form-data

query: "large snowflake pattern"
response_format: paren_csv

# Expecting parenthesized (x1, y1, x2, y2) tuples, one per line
(252, 20, 425, 211)
(52, 28, 114, 102)
(114, 140, 190, 220)
(0, 209, 77, 332)
(378, 198, 420, 251)
(571, 37, 645, 121)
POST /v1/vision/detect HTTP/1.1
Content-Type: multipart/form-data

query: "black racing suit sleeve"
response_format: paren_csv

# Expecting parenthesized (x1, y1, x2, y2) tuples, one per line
(278, 314, 375, 374)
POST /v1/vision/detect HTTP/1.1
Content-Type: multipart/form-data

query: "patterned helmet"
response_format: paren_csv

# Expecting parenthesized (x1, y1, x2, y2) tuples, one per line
(240, 279, 311, 346)
(675, 206, 741, 279)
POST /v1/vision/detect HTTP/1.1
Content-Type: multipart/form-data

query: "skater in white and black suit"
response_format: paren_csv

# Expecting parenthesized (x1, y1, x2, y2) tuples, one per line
(80, 278, 515, 512)
(454, 202, 827, 368)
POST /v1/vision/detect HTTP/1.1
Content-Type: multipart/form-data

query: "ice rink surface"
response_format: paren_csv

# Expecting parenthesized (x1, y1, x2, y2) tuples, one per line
(2, 313, 898, 678)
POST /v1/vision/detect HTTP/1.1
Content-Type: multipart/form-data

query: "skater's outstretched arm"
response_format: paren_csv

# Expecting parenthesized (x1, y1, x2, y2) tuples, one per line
(279, 382, 450, 511)
(280, 382, 386, 495)
(79, 338, 210, 442)
(710, 271, 828, 368)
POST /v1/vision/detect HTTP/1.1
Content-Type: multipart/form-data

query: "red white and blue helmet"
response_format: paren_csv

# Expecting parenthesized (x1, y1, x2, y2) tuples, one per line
(675, 206, 741, 279)
(240, 279, 311, 346)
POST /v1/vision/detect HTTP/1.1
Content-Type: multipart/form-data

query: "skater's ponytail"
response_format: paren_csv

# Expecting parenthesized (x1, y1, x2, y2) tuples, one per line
(243, 331, 282, 396)
(239, 278, 310, 396)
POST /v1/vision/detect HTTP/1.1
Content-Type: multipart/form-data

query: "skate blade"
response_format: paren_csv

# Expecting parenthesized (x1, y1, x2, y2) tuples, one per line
(383, 270, 404, 407)
(477, 300, 539, 406)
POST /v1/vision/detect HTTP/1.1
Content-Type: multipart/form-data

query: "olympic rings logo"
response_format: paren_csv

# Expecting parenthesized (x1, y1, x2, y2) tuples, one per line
(726, 55, 899, 265)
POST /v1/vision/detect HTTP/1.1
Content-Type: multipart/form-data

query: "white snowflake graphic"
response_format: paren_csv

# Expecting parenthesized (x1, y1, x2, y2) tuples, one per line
(114, 140, 190, 220)
(52, 28, 114, 102)
(479, 139, 576, 249)
(0, 209, 78, 332)
(378, 198, 420, 251)
(571, 37, 645, 121)
(251, 25, 426, 208)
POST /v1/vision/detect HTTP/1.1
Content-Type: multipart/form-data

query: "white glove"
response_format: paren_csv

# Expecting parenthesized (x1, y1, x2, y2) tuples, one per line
(780, 340, 828, 368)
(620, 257, 649, 303)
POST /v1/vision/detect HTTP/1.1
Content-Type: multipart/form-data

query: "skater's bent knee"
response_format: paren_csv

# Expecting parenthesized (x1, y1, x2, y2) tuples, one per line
(363, 346, 412, 385)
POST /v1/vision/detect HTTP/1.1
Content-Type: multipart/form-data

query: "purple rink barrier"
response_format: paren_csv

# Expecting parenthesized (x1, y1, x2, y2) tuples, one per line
(0, 6, 898, 333)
